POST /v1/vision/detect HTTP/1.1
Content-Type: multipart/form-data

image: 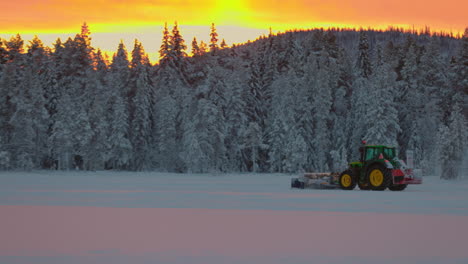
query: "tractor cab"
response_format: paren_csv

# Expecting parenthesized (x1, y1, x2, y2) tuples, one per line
(359, 145, 396, 162)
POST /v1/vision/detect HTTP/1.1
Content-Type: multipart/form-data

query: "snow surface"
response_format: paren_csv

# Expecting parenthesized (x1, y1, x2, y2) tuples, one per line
(1, 171, 468, 264)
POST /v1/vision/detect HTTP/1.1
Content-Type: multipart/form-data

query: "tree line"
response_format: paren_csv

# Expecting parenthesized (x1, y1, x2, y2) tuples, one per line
(0, 23, 467, 179)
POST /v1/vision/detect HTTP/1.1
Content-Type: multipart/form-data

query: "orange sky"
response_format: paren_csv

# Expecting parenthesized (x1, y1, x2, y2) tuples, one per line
(1, 0, 466, 62)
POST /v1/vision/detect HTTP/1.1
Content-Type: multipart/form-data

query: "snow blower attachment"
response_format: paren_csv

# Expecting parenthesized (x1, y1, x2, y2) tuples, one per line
(291, 143, 422, 191)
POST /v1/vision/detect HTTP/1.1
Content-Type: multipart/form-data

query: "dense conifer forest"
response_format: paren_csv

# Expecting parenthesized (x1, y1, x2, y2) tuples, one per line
(0, 23, 466, 178)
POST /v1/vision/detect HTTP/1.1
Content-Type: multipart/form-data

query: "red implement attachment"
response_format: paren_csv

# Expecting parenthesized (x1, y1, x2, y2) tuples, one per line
(392, 168, 422, 185)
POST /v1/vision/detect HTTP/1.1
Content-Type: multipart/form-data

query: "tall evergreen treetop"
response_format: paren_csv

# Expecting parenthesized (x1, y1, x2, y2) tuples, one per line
(27, 36, 45, 55)
(0, 38, 8, 64)
(80, 22, 92, 47)
(191, 37, 200, 57)
(159, 22, 171, 64)
(131, 40, 145, 68)
(170, 22, 187, 59)
(6, 34, 24, 62)
(220, 39, 228, 49)
(210, 23, 219, 54)
(357, 30, 372, 78)
(112, 41, 130, 71)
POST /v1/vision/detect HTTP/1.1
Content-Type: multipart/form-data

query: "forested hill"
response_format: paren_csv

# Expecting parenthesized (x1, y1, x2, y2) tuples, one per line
(0, 25, 467, 178)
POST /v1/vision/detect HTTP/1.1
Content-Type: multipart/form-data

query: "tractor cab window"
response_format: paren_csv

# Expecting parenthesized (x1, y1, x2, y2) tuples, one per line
(383, 148, 395, 159)
(365, 148, 376, 161)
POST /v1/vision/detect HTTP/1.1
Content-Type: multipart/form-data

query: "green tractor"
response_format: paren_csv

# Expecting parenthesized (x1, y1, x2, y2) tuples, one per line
(338, 144, 421, 191)
(291, 142, 422, 191)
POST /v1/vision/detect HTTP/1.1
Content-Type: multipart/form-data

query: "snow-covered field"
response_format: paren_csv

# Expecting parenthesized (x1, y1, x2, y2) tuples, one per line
(1, 171, 468, 264)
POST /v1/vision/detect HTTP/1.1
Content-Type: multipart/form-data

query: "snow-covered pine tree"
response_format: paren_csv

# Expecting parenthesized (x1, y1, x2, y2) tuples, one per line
(224, 79, 248, 171)
(155, 93, 179, 171)
(398, 39, 421, 157)
(332, 48, 354, 163)
(128, 40, 153, 170)
(9, 68, 36, 169)
(244, 40, 274, 171)
(106, 41, 132, 169)
(267, 74, 290, 172)
(86, 65, 108, 170)
(363, 47, 400, 147)
(357, 30, 372, 79)
(107, 93, 132, 169)
(51, 92, 74, 170)
(410, 38, 447, 172)
(309, 55, 333, 172)
(450, 28, 468, 120)
(347, 31, 375, 158)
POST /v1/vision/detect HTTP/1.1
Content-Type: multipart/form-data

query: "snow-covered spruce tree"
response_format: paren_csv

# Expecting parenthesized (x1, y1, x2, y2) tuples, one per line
(128, 40, 153, 171)
(285, 74, 310, 173)
(180, 109, 208, 173)
(155, 92, 179, 171)
(437, 101, 467, 179)
(182, 98, 218, 173)
(0, 35, 36, 169)
(357, 30, 372, 79)
(9, 69, 36, 169)
(106, 41, 132, 170)
(363, 47, 400, 147)
(244, 122, 266, 172)
(50, 28, 94, 170)
(107, 93, 132, 170)
(0, 57, 17, 167)
(154, 22, 190, 171)
(396, 38, 420, 157)
(450, 28, 468, 120)
(348, 30, 373, 158)
(181, 67, 227, 172)
(86, 56, 109, 171)
(309, 55, 333, 172)
(224, 80, 248, 171)
(11, 38, 50, 169)
(44, 38, 66, 168)
(332, 48, 354, 164)
(244, 40, 274, 171)
(50, 92, 74, 170)
(267, 76, 289, 172)
(409, 38, 447, 173)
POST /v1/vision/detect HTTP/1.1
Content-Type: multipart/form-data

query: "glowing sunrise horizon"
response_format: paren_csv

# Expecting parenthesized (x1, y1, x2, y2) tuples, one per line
(1, 0, 466, 62)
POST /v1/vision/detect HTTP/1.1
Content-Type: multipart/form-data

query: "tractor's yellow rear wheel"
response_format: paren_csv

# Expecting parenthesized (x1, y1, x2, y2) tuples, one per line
(339, 170, 356, 190)
(367, 165, 391, 191)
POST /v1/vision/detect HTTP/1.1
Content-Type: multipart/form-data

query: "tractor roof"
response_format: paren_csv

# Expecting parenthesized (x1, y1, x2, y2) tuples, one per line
(365, 145, 395, 148)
